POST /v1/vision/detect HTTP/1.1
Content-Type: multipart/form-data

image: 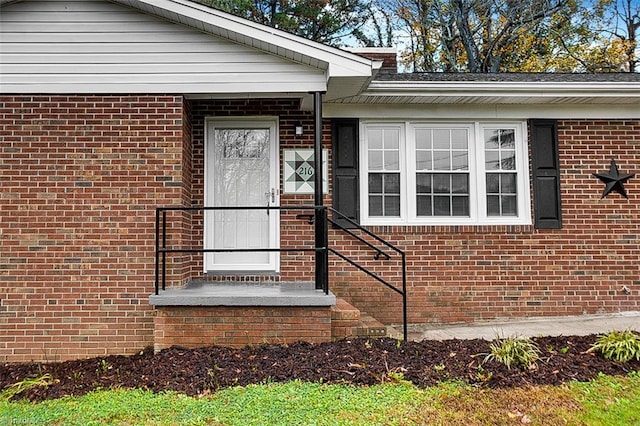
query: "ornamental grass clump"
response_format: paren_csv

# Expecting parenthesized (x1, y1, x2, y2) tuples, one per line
(1, 374, 55, 401)
(483, 336, 541, 370)
(588, 329, 640, 363)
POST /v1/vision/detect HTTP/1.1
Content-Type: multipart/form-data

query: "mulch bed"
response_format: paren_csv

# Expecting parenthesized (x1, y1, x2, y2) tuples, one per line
(2, 335, 639, 402)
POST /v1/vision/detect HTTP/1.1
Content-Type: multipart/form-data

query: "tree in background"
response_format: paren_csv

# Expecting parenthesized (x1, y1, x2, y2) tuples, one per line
(352, 4, 396, 47)
(588, 0, 639, 72)
(390, 0, 638, 72)
(197, 0, 372, 46)
(530, 0, 638, 72)
(197, 0, 637, 72)
(390, 0, 570, 72)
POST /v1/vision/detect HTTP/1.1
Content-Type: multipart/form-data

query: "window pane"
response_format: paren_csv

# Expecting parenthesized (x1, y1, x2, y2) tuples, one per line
(416, 151, 431, 170)
(384, 173, 400, 193)
(369, 173, 382, 193)
(500, 129, 515, 149)
(484, 129, 499, 149)
(451, 129, 468, 149)
(369, 195, 383, 216)
(369, 151, 383, 170)
(501, 173, 516, 193)
(501, 150, 516, 170)
(369, 130, 383, 149)
(384, 151, 399, 170)
(433, 130, 450, 149)
(433, 174, 450, 193)
(434, 196, 450, 215)
(486, 173, 499, 193)
(485, 151, 500, 170)
(502, 195, 517, 215)
(487, 195, 500, 216)
(433, 151, 450, 170)
(451, 174, 468, 194)
(384, 196, 400, 216)
(452, 197, 469, 216)
(451, 151, 468, 170)
(416, 173, 432, 193)
(384, 129, 400, 149)
(415, 129, 431, 149)
(417, 195, 432, 216)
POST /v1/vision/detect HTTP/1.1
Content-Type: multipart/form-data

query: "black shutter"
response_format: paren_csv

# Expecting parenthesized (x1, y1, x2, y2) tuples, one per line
(530, 119, 562, 229)
(332, 118, 359, 228)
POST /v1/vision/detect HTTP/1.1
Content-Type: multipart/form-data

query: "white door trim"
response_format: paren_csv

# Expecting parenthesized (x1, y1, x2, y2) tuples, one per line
(204, 116, 280, 272)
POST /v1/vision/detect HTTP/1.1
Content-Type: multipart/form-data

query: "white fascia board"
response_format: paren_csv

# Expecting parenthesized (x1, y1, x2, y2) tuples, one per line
(364, 81, 640, 101)
(114, 0, 375, 78)
(323, 103, 640, 120)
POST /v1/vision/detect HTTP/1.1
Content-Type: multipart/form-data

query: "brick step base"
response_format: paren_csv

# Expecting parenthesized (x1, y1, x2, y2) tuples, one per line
(354, 314, 387, 338)
(331, 298, 387, 340)
(153, 290, 386, 351)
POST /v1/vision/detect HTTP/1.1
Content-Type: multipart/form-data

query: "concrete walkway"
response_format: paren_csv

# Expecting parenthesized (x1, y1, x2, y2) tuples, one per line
(391, 311, 640, 341)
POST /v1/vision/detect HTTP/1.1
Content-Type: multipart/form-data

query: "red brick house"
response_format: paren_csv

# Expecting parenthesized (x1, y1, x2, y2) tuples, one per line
(1, 0, 639, 363)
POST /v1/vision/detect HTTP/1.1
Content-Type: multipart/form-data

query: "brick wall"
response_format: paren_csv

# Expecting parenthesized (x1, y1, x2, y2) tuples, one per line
(0, 95, 186, 362)
(328, 120, 640, 325)
(154, 306, 331, 350)
(2, 94, 638, 361)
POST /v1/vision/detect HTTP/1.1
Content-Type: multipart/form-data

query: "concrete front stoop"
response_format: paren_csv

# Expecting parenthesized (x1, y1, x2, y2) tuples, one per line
(150, 281, 337, 351)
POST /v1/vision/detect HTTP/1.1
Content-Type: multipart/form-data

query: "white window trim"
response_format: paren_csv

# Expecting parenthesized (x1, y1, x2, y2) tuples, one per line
(360, 122, 408, 224)
(407, 122, 478, 224)
(359, 120, 532, 226)
(477, 122, 531, 225)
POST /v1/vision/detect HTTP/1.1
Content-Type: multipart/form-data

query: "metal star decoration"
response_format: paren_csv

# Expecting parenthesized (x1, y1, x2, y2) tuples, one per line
(593, 159, 635, 198)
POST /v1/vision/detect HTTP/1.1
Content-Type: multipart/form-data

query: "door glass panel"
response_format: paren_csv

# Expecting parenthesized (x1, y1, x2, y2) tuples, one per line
(212, 128, 270, 265)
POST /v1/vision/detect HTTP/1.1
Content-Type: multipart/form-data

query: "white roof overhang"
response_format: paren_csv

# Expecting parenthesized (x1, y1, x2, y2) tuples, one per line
(331, 80, 640, 105)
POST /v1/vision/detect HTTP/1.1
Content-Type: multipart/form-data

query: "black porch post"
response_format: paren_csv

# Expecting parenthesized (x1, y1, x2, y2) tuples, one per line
(313, 91, 328, 292)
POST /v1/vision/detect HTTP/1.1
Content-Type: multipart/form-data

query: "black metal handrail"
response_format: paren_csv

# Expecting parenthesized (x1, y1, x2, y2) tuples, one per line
(327, 208, 407, 341)
(155, 205, 408, 340)
(155, 205, 327, 294)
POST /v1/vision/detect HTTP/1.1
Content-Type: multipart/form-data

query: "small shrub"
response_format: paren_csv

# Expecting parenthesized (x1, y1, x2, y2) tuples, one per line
(588, 329, 640, 363)
(475, 365, 493, 383)
(483, 336, 541, 370)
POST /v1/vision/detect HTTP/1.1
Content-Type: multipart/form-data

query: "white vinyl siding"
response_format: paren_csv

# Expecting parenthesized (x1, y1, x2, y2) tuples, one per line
(0, 0, 326, 93)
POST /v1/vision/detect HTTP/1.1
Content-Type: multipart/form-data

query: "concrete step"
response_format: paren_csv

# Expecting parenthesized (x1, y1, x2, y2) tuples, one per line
(150, 280, 335, 307)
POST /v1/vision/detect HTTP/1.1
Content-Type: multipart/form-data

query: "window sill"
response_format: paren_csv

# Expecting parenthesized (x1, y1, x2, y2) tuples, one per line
(360, 217, 533, 227)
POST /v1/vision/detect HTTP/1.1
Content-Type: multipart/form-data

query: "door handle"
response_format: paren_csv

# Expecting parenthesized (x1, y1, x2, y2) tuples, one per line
(265, 188, 276, 203)
(265, 188, 276, 216)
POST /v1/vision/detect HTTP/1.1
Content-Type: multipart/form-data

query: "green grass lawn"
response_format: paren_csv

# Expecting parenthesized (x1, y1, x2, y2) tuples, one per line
(2, 372, 639, 425)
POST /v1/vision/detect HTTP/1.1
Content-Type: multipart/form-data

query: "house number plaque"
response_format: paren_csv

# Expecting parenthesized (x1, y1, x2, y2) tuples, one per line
(283, 149, 328, 194)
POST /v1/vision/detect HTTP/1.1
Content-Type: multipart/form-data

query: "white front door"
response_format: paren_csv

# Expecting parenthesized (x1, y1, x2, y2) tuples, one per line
(204, 118, 279, 271)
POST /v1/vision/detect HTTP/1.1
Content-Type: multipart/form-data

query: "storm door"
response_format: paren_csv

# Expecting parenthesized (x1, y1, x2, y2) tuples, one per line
(204, 118, 279, 271)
